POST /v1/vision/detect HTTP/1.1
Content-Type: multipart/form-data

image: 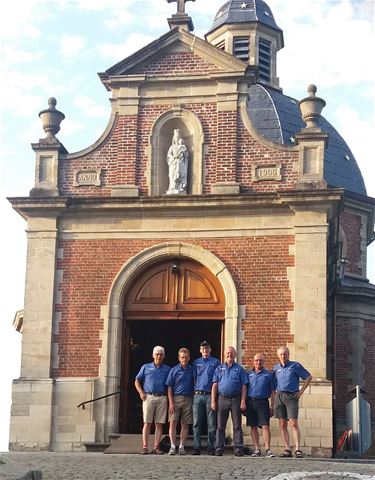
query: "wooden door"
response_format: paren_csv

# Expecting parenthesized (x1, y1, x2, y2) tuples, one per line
(121, 258, 225, 433)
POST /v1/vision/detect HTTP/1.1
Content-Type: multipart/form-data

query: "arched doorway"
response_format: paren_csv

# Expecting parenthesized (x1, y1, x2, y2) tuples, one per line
(120, 258, 225, 433)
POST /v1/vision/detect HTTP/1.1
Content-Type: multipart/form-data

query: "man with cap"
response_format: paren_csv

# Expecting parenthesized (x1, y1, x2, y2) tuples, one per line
(135, 345, 171, 455)
(166, 347, 194, 455)
(192, 340, 221, 455)
(246, 352, 276, 457)
(273, 346, 312, 458)
(211, 346, 248, 456)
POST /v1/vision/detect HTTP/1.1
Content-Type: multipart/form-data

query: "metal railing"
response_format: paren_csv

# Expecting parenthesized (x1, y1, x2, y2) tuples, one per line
(77, 387, 122, 410)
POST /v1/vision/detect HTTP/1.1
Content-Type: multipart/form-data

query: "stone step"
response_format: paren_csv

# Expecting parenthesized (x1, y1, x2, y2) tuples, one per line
(84, 442, 111, 453)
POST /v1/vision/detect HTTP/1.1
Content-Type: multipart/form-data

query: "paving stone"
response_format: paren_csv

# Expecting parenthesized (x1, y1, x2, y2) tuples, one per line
(0, 453, 374, 480)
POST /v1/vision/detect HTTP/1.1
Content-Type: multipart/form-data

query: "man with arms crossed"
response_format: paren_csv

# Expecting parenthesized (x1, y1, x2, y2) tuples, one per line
(246, 352, 276, 457)
(273, 346, 312, 458)
(135, 345, 171, 455)
(192, 340, 220, 455)
(211, 346, 248, 456)
(166, 347, 194, 455)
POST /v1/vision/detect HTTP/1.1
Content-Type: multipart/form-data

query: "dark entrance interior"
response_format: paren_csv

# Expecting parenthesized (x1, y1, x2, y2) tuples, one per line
(119, 257, 226, 433)
(121, 319, 223, 433)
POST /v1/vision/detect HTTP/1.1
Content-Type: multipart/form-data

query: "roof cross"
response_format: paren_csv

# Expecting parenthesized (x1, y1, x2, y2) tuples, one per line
(166, 0, 195, 15)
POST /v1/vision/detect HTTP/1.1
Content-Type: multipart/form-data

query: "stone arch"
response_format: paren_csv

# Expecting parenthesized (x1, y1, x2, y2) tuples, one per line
(149, 108, 205, 196)
(100, 242, 238, 439)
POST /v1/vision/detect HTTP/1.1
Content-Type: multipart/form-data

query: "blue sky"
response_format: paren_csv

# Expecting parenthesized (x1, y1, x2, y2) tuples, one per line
(0, 0, 374, 450)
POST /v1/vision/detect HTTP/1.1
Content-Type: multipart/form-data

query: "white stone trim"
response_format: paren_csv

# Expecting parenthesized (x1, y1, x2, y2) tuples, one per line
(99, 241, 238, 440)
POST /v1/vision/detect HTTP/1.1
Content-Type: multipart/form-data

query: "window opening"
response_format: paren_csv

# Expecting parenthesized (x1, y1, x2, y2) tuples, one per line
(233, 37, 249, 62)
(259, 38, 271, 82)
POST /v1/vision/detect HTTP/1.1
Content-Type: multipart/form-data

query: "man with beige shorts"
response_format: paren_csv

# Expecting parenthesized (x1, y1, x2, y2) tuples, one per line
(166, 348, 194, 455)
(135, 346, 171, 455)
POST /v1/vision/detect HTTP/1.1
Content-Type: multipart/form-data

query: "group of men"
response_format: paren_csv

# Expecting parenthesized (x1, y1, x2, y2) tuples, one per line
(135, 341, 312, 458)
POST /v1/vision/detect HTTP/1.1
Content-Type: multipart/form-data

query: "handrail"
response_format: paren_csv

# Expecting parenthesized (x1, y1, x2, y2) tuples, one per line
(77, 388, 123, 410)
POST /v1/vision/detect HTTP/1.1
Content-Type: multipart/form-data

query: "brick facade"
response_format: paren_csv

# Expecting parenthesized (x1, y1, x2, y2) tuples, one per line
(340, 211, 362, 276)
(54, 236, 294, 377)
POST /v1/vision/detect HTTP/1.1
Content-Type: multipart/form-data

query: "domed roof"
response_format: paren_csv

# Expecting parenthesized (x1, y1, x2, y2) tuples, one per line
(208, 0, 282, 35)
(247, 84, 367, 195)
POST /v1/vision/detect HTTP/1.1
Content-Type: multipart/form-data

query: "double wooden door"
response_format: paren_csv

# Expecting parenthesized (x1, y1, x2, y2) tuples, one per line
(121, 258, 225, 432)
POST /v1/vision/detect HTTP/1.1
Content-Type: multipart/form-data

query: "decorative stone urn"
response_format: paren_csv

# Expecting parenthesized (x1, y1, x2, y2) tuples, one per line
(299, 85, 326, 128)
(38, 97, 65, 140)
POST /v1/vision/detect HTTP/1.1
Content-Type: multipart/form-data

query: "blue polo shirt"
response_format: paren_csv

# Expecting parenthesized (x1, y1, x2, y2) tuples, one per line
(212, 362, 248, 397)
(193, 356, 221, 392)
(166, 363, 194, 395)
(246, 368, 275, 398)
(135, 362, 171, 394)
(273, 361, 311, 393)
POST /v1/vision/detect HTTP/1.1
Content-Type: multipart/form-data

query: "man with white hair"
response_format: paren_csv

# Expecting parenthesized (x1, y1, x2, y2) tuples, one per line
(273, 346, 312, 458)
(135, 346, 171, 455)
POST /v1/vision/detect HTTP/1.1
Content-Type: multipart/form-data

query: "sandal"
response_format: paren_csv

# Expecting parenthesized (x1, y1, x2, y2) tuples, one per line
(295, 449, 304, 458)
(279, 449, 292, 457)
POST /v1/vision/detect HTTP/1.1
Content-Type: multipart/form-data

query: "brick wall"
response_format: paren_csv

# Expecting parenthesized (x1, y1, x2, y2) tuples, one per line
(129, 51, 222, 76)
(59, 104, 299, 196)
(335, 317, 375, 423)
(335, 317, 352, 420)
(340, 211, 362, 276)
(54, 236, 294, 377)
(364, 320, 375, 414)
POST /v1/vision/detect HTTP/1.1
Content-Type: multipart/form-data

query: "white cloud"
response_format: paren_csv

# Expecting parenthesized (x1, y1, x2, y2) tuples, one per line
(0, 0, 47, 40)
(97, 33, 155, 61)
(1, 46, 43, 66)
(333, 105, 375, 197)
(59, 34, 87, 59)
(74, 96, 110, 118)
(276, 0, 375, 90)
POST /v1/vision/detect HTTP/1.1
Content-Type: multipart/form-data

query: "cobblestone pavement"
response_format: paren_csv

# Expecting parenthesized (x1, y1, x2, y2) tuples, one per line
(0, 452, 374, 480)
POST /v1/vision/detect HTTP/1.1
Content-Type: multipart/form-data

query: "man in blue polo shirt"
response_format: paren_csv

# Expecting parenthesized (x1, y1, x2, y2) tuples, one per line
(135, 345, 171, 455)
(273, 346, 312, 458)
(211, 346, 248, 456)
(192, 340, 221, 455)
(166, 347, 194, 455)
(246, 352, 276, 458)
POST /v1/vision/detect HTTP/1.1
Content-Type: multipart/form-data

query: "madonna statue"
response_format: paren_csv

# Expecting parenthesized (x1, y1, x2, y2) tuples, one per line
(166, 129, 188, 195)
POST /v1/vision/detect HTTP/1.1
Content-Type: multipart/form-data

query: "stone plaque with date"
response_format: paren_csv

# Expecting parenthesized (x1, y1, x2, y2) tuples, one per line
(74, 169, 102, 187)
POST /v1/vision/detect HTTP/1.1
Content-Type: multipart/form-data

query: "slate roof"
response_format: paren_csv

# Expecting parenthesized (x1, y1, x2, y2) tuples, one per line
(247, 84, 367, 195)
(208, 0, 282, 35)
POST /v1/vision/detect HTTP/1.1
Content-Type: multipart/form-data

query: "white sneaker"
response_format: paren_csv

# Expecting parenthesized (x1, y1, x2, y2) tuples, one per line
(266, 449, 275, 458)
(251, 449, 261, 457)
(178, 446, 186, 455)
(168, 446, 176, 455)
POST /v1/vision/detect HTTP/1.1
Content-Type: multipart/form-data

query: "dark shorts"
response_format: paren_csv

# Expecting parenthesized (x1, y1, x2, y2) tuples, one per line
(274, 392, 299, 420)
(246, 398, 271, 427)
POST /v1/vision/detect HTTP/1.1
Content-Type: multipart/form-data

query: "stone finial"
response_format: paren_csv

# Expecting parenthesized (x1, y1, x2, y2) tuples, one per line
(298, 84, 326, 129)
(38, 97, 65, 140)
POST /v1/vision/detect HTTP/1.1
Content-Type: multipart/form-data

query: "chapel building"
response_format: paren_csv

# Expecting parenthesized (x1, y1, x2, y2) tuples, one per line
(8, 0, 375, 456)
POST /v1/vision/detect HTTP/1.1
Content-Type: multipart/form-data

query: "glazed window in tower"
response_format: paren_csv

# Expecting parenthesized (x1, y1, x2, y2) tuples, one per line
(233, 37, 249, 62)
(259, 38, 271, 82)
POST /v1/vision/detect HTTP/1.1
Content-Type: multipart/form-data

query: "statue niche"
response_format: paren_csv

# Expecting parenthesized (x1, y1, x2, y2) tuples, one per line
(166, 129, 189, 195)
(149, 109, 204, 196)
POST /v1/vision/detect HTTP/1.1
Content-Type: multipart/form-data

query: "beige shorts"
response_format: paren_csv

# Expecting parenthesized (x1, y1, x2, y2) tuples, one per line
(143, 394, 168, 424)
(169, 395, 193, 424)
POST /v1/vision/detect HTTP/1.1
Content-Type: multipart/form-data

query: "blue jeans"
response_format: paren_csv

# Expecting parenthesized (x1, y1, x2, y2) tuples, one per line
(193, 393, 216, 450)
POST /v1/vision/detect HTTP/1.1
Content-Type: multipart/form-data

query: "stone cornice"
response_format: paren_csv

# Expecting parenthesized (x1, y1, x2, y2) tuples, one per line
(8, 189, 343, 219)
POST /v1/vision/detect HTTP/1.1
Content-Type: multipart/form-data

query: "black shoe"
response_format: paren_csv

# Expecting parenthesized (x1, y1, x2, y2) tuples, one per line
(215, 450, 223, 456)
(192, 448, 201, 455)
(234, 450, 244, 457)
(207, 449, 215, 456)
